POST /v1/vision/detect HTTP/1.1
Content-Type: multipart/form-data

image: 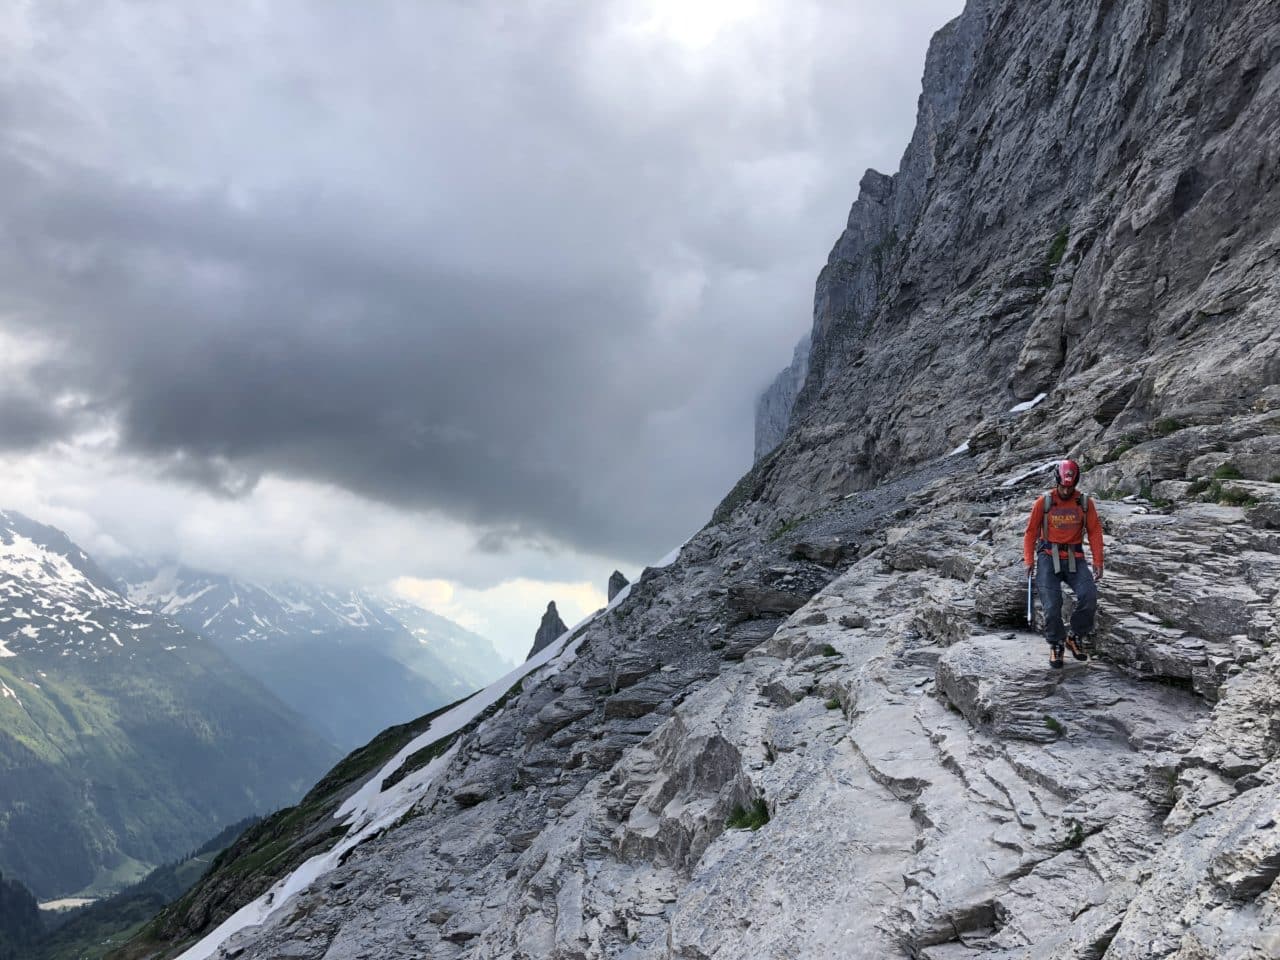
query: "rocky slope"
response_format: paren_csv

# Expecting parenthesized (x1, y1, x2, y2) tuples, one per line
(0, 511, 337, 899)
(120, 0, 1280, 957)
(110, 560, 510, 749)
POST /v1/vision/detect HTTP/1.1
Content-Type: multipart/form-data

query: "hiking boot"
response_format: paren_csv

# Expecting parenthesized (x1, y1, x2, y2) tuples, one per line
(1049, 644, 1065, 669)
(1065, 634, 1088, 661)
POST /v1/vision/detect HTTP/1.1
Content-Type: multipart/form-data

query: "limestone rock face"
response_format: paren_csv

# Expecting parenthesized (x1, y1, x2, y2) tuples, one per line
(766, 0, 1280, 517)
(754, 333, 810, 461)
(527, 601, 568, 660)
(136, 1, 1280, 958)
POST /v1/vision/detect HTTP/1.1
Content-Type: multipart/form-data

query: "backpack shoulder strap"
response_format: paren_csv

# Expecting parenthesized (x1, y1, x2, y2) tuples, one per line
(1041, 492, 1052, 541)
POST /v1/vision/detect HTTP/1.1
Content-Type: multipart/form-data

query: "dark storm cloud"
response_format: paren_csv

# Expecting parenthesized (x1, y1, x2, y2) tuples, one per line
(0, 149, 651, 550)
(0, 335, 93, 451)
(0, 0, 963, 561)
(0, 387, 71, 451)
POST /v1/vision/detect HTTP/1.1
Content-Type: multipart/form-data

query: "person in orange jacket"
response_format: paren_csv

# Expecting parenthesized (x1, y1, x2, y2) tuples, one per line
(1023, 459, 1105, 669)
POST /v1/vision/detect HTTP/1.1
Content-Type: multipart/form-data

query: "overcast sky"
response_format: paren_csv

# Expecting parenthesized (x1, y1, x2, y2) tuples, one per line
(0, 0, 963, 661)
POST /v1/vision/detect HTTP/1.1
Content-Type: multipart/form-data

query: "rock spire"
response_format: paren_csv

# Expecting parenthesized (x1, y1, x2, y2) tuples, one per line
(607, 570, 629, 602)
(526, 600, 568, 660)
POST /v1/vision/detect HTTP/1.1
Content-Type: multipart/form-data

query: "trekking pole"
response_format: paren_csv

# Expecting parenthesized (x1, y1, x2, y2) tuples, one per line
(1026, 572, 1034, 626)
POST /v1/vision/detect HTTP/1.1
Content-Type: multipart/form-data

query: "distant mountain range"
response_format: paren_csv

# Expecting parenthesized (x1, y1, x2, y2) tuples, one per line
(0, 510, 337, 900)
(107, 559, 514, 751)
(0, 509, 512, 904)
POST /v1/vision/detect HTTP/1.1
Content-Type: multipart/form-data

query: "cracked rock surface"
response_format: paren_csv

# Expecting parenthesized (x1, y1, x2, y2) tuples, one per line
(164, 452, 1279, 959)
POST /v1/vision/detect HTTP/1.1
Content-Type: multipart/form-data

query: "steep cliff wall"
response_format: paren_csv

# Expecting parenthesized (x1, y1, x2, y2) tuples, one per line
(125, 2, 1280, 958)
(765, 0, 1279, 518)
(753, 333, 810, 461)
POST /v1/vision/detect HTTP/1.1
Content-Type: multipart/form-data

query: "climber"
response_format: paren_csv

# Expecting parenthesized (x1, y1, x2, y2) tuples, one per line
(1022, 459, 1104, 669)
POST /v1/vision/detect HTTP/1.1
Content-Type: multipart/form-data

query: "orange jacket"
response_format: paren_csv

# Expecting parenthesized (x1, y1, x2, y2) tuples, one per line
(1023, 489, 1104, 569)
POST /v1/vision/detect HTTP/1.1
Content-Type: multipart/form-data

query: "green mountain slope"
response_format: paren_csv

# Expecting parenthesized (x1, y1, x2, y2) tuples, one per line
(0, 870, 41, 960)
(0, 511, 339, 899)
(30, 817, 257, 960)
(0, 650, 335, 899)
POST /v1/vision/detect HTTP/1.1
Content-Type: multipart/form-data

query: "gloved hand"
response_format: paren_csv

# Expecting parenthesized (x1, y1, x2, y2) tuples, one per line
(1094, 565, 1104, 582)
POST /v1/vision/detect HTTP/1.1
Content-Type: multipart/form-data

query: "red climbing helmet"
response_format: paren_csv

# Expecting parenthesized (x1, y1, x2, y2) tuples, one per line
(1054, 459, 1080, 488)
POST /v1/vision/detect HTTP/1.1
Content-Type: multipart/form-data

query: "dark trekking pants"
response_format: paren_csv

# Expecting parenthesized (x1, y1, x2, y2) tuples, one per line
(1035, 554, 1097, 646)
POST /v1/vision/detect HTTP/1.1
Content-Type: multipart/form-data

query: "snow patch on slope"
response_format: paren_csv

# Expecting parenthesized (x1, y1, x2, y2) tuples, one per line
(1000, 459, 1057, 488)
(1, 533, 116, 607)
(174, 543, 675, 960)
(177, 742, 462, 960)
(176, 634, 577, 960)
(164, 583, 218, 615)
(1008, 392, 1047, 413)
(0, 516, 165, 659)
(125, 565, 181, 608)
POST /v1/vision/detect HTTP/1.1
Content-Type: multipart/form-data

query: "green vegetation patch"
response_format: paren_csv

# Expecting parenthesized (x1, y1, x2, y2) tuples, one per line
(70, 858, 154, 902)
(824, 697, 842, 711)
(1187, 478, 1212, 498)
(1219, 488, 1258, 507)
(1043, 714, 1066, 736)
(0, 871, 42, 960)
(28, 818, 258, 960)
(768, 514, 808, 542)
(726, 797, 770, 832)
(1137, 483, 1172, 510)
(380, 731, 461, 792)
(39, 917, 150, 960)
(1046, 226, 1069, 268)
(819, 644, 841, 658)
(1211, 463, 1243, 480)
(1153, 418, 1186, 437)
(1186, 477, 1259, 507)
(1062, 818, 1085, 850)
(1102, 441, 1136, 463)
(493, 676, 525, 709)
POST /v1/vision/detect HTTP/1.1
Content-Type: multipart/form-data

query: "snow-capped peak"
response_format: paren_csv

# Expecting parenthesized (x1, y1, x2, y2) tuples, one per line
(0, 511, 187, 660)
